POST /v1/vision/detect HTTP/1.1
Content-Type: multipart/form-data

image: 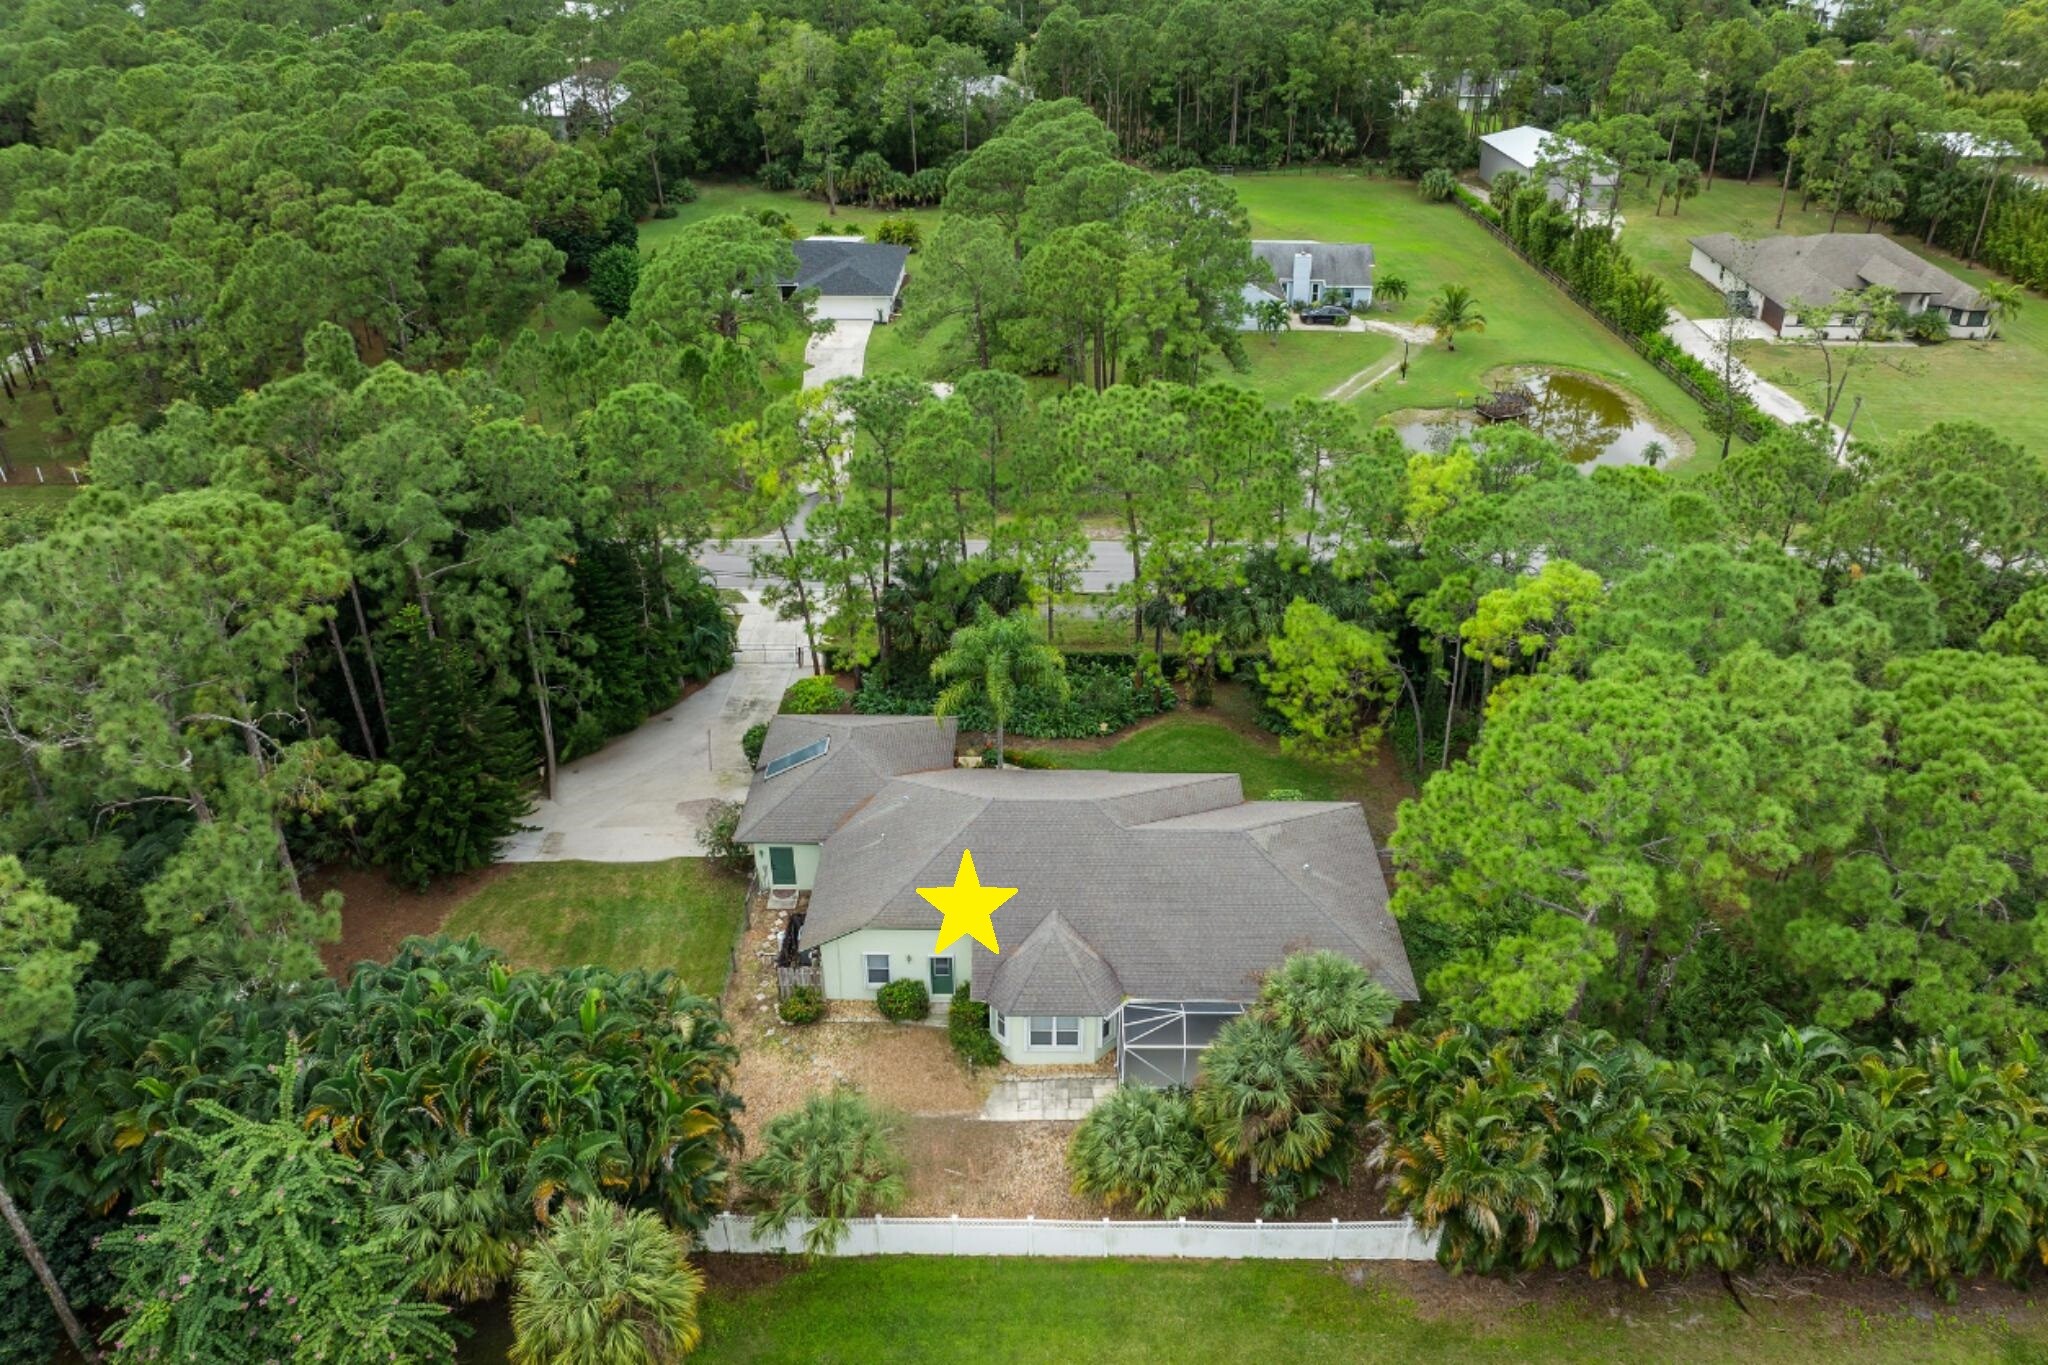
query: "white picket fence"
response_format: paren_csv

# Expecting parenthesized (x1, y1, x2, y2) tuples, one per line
(700, 1212, 1438, 1261)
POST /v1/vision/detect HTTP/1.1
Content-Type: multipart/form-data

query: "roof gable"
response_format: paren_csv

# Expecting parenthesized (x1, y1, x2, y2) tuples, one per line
(783, 239, 910, 298)
(733, 715, 957, 845)
(1690, 232, 1984, 311)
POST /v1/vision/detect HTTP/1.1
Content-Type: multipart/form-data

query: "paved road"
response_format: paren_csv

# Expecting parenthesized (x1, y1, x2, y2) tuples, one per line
(697, 532, 1141, 594)
(501, 589, 806, 862)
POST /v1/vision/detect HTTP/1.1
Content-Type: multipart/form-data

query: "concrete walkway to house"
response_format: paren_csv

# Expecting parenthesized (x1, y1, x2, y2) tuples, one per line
(981, 1075, 1119, 1122)
(500, 589, 806, 862)
(801, 319, 874, 388)
(1660, 308, 1839, 437)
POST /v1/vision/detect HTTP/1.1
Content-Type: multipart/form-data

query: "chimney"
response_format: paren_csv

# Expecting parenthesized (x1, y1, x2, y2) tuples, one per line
(1292, 250, 1313, 303)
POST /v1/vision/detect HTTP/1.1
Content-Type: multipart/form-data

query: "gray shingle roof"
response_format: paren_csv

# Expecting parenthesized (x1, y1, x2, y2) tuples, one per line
(783, 239, 910, 298)
(986, 912, 1122, 1017)
(1251, 240, 1375, 292)
(733, 715, 958, 845)
(1690, 232, 1985, 312)
(800, 769, 1416, 1012)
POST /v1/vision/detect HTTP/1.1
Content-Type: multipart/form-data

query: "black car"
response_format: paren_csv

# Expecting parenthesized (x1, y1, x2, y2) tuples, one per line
(1300, 304, 1351, 325)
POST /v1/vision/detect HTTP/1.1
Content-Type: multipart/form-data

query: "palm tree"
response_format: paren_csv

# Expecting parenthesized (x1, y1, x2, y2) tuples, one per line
(742, 1090, 905, 1256)
(510, 1201, 705, 1365)
(1373, 272, 1409, 312)
(1422, 283, 1486, 351)
(1252, 296, 1290, 342)
(1254, 951, 1399, 1093)
(932, 602, 1067, 768)
(1983, 280, 2024, 338)
(1068, 1084, 1230, 1218)
(1192, 1015, 1335, 1184)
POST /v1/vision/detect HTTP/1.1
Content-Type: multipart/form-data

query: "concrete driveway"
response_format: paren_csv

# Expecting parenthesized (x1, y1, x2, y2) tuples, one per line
(802, 320, 874, 389)
(1661, 309, 1838, 437)
(501, 590, 806, 862)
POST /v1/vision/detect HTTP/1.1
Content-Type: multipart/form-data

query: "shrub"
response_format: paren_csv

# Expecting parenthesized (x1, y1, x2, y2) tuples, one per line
(743, 1091, 905, 1255)
(874, 217, 921, 248)
(650, 204, 679, 219)
(1905, 307, 1950, 342)
(875, 977, 930, 1021)
(780, 676, 851, 714)
(741, 721, 769, 767)
(668, 178, 697, 205)
(947, 984, 1003, 1068)
(779, 984, 825, 1025)
(511, 1202, 703, 1364)
(855, 656, 1172, 739)
(760, 160, 795, 191)
(0, 1200, 118, 1365)
(701, 798, 749, 875)
(1068, 1084, 1229, 1218)
(587, 242, 641, 319)
(980, 745, 1055, 768)
(1419, 167, 1459, 202)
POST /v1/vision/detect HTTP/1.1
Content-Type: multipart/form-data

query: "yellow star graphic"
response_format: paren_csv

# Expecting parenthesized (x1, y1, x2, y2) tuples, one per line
(918, 849, 1017, 954)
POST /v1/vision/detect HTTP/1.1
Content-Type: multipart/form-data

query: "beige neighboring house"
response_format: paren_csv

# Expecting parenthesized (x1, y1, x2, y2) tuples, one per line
(734, 714, 959, 894)
(1688, 232, 1991, 339)
(750, 762, 1418, 1082)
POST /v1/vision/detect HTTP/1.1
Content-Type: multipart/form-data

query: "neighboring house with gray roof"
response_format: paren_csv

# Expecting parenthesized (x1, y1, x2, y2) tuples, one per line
(778, 238, 911, 323)
(1239, 240, 1375, 325)
(1689, 232, 1990, 339)
(788, 767, 1417, 1081)
(735, 714, 958, 892)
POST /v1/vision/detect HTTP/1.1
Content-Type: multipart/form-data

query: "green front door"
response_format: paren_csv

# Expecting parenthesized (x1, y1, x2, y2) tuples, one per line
(929, 956, 955, 996)
(768, 846, 797, 886)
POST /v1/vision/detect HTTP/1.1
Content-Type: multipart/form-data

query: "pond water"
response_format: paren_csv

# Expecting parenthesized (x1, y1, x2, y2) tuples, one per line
(1390, 372, 1677, 469)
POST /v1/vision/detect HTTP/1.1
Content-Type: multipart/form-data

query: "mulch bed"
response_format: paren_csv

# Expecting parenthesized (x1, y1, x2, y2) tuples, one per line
(311, 862, 510, 981)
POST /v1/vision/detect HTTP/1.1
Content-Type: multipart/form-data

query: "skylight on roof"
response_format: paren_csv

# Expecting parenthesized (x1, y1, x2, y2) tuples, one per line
(761, 736, 829, 779)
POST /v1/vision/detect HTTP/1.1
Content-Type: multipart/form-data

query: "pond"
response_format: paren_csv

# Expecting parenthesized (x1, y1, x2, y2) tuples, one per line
(1389, 371, 1680, 469)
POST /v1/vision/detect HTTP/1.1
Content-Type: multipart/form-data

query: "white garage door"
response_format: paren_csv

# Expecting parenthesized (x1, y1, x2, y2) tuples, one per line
(814, 294, 894, 323)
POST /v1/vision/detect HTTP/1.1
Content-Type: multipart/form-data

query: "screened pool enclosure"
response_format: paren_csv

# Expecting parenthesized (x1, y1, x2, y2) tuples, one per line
(1116, 1000, 1245, 1086)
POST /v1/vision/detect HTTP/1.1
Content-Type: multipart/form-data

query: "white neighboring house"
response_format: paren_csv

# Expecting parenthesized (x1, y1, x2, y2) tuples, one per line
(778, 238, 912, 324)
(1237, 240, 1375, 327)
(1478, 125, 1616, 212)
(1688, 232, 1992, 339)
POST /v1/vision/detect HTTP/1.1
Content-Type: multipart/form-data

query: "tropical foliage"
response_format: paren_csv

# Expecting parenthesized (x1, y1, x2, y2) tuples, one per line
(1068, 1085, 1229, 1218)
(1, 939, 741, 1305)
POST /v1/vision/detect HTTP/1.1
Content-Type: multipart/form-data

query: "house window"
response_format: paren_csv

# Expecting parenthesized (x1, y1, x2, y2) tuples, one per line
(1028, 1016, 1080, 1048)
(993, 1010, 1005, 1038)
(1102, 1013, 1118, 1044)
(864, 953, 890, 987)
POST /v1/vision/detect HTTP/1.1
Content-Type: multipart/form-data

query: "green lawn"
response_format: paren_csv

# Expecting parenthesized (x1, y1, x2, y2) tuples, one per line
(440, 859, 745, 996)
(1026, 712, 1352, 802)
(0, 385, 85, 508)
(1614, 175, 2048, 458)
(1234, 327, 1397, 403)
(669, 1258, 2045, 1365)
(1227, 171, 1721, 463)
(642, 181, 945, 255)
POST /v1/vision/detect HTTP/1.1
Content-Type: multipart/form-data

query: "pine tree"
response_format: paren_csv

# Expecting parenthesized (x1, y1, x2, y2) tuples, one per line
(370, 608, 534, 888)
